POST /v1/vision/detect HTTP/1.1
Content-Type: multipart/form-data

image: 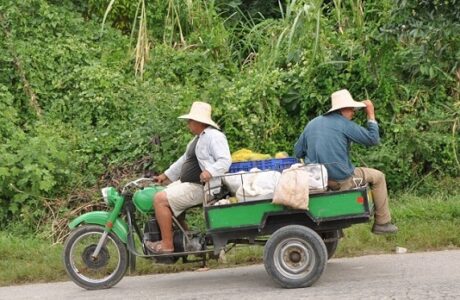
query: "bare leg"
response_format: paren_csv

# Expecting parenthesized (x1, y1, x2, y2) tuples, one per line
(153, 191, 174, 251)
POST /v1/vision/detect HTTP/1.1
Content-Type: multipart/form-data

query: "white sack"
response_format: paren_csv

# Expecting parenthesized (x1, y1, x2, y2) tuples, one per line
(222, 171, 250, 195)
(236, 170, 281, 202)
(305, 164, 328, 191)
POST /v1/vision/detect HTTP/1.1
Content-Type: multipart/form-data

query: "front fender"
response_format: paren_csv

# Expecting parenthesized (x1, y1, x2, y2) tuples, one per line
(68, 211, 128, 243)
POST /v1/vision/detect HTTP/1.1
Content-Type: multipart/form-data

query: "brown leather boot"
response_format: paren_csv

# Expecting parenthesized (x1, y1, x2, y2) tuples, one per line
(372, 222, 398, 235)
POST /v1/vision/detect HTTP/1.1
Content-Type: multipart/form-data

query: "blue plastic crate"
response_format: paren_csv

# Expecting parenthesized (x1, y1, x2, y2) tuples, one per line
(229, 157, 298, 173)
(228, 161, 257, 173)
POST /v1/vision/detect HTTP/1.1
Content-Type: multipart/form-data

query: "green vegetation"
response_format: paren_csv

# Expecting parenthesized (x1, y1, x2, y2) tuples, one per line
(0, 0, 458, 286)
(1, 0, 458, 229)
(1, 192, 459, 286)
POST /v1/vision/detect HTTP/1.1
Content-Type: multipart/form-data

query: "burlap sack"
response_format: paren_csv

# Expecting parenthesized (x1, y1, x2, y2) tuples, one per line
(272, 165, 309, 210)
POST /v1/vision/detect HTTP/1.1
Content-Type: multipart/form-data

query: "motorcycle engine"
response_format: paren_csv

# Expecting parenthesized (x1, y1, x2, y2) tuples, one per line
(143, 218, 203, 254)
(143, 217, 161, 243)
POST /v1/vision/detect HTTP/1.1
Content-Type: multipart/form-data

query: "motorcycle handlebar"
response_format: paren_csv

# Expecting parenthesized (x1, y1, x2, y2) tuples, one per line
(122, 177, 154, 193)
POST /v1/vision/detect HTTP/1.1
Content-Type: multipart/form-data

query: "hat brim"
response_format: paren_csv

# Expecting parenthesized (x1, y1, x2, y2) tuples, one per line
(178, 114, 220, 129)
(326, 101, 366, 114)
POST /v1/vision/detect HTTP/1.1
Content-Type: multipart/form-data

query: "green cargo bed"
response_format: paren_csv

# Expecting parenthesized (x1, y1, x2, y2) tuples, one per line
(205, 187, 372, 231)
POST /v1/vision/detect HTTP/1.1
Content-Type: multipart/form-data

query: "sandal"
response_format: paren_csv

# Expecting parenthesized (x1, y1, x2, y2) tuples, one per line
(145, 241, 174, 254)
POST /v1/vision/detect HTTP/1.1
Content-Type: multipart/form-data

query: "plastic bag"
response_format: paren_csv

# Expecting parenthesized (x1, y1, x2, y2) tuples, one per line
(231, 148, 271, 162)
(286, 163, 328, 192)
(305, 164, 328, 191)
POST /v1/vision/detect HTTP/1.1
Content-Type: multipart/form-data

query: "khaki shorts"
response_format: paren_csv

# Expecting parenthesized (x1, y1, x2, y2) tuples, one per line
(164, 180, 204, 216)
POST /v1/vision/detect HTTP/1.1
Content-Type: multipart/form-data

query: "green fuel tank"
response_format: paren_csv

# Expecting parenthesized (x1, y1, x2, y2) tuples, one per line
(133, 185, 164, 213)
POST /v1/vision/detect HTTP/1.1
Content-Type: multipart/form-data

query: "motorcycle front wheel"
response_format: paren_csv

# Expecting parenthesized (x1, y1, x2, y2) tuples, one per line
(62, 225, 128, 290)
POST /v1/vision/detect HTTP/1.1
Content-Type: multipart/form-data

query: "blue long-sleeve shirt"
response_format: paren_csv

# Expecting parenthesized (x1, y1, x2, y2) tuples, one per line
(294, 112, 380, 180)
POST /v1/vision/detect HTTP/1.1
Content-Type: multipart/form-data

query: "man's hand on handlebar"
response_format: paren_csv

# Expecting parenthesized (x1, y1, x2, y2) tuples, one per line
(153, 171, 212, 185)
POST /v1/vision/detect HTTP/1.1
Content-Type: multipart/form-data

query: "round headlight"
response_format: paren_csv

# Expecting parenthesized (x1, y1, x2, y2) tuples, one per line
(101, 187, 110, 205)
(101, 187, 118, 207)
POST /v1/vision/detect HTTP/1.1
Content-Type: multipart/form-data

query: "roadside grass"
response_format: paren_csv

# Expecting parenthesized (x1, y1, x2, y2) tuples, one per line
(0, 233, 65, 286)
(338, 192, 460, 256)
(1, 192, 459, 286)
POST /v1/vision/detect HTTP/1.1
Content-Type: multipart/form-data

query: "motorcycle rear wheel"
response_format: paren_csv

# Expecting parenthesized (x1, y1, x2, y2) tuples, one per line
(63, 225, 128, 290)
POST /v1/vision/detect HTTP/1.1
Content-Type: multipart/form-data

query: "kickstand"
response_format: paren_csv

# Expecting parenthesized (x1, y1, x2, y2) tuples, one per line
(201, 253, 208, 268)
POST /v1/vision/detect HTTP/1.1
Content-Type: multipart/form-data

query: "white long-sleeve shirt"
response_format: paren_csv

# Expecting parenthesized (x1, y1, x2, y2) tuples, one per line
(165, 127, 231, 187)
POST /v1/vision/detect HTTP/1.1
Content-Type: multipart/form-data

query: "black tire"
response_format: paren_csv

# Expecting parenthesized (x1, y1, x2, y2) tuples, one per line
(322, 230, 340, 260)
(63, 225, 128, 290)
(264, 225, 327, 289)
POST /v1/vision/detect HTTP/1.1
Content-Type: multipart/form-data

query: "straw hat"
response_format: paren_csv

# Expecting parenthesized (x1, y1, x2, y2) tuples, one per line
(326, 89, 366, 113)
(178, 101, 220, 129)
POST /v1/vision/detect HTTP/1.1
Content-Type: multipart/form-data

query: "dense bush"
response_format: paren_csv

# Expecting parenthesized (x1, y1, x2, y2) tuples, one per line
(0, 0, 458, 228)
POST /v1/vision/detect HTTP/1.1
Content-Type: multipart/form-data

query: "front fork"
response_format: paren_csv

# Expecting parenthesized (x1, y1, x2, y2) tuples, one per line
(92, 194, 125, 259)
(92, 231, 109, 258)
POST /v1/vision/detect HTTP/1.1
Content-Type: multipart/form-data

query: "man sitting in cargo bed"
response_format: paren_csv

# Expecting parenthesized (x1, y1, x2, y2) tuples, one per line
(294, 89, 398, 235)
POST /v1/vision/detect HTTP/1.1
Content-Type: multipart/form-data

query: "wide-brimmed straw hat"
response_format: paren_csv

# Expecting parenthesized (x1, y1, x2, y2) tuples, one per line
(178, 101, 220, 129)
(326, 89, 366, 114)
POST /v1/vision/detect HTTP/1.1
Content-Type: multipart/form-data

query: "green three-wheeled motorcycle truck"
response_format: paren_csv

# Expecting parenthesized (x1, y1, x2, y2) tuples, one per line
(62, 168, 374, 290)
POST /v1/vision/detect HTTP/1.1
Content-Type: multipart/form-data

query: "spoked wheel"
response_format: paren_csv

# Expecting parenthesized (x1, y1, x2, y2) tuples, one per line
(264, 225, 327, 288)
(63, 225, 128, 290)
